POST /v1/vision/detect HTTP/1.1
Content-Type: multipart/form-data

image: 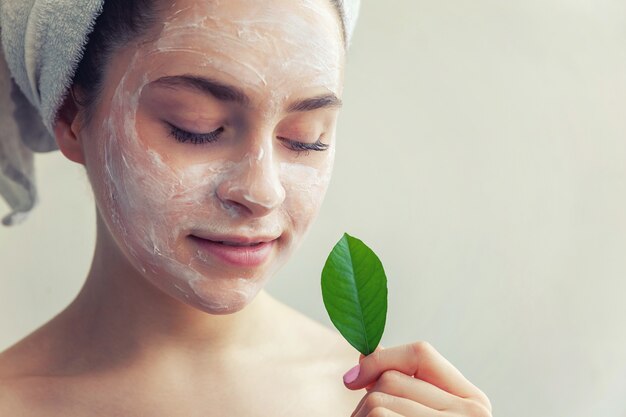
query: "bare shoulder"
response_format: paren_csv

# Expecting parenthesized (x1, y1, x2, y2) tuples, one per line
(269, 299, 364, 414)
(0, 342, 48, 415)
(0, 375, 55, 417)
(0, 378, 24, 415)
(0, 323, 76, 416)
(0, 350, 100, 417)
(273, 298, 360, 362)
(0, 384, 20, 416)
(0, 325, 62, 380)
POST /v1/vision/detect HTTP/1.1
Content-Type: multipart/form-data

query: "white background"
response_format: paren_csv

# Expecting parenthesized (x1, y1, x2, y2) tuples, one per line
(2, 1, 626, 416)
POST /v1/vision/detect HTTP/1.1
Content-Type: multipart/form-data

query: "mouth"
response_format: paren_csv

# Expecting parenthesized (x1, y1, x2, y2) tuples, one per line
(213, 240, 269, 247)
(189, 234, 279, 268)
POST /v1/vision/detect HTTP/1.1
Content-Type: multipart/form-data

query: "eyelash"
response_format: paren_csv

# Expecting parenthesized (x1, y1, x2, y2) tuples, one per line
(168, 123, 223, 145)
(167, 124, 330, 155)
(276, 136, 330, 156)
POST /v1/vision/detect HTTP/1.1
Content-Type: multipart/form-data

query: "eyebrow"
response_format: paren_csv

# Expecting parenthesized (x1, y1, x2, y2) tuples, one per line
(286, 94, 343, 112)
(153, 75, 342, 113)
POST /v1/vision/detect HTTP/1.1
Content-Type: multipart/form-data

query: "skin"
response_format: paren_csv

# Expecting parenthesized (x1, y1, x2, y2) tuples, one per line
(0, 0, 492, 416)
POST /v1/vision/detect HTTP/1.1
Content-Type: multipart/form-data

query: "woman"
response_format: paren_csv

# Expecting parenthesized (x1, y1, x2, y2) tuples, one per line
(0, 0, 492, 415)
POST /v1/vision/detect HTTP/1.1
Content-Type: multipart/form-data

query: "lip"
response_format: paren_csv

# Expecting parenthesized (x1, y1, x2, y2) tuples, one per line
(189, 234, 278, 268)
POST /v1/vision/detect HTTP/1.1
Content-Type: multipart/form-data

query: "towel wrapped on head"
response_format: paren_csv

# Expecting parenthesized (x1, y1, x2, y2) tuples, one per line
(0, 0, 360, 226)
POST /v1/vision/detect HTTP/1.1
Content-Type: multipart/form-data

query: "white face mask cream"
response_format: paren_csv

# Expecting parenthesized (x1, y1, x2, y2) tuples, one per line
(81, 0, 345, 314)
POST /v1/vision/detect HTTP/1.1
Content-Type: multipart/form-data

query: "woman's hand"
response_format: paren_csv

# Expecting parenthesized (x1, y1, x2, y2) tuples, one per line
(343, 342, 492, 417)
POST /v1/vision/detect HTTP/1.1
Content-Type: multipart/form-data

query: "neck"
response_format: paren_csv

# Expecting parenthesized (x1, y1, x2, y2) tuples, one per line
(60, 213, 281, 372)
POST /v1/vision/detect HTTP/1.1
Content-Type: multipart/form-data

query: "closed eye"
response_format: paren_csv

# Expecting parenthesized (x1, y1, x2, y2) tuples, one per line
(166, 123, 329, 155)
(277, 136, 330, 155)
(168, 123, 224, 145)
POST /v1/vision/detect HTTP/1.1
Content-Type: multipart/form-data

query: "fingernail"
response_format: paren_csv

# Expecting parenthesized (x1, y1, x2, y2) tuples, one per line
(343, 364, 360, 384)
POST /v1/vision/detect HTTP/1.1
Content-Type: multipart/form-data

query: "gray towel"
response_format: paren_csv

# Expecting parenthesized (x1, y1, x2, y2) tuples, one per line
(0, 0, 360, 226)
(0, 52, 45, 226)
(0, 0, 104, 225)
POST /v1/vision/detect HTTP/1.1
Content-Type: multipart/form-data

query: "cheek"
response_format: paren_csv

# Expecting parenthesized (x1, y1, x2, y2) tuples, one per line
(280, 154, 334, 233)
(87, 117, 272, 313)
(88, 125, 185, 267)
(83, 72, 215, 276)
(92, 128, 240, 264)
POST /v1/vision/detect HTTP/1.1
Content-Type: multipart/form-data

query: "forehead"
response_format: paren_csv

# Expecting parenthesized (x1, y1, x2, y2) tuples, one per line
(133, 0, 345, 98)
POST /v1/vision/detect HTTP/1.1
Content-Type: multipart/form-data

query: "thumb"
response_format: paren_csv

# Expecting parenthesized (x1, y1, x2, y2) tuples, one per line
(343, 346, 384, 389)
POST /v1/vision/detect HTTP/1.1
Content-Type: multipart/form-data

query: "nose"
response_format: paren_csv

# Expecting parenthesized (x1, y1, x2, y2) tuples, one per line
(216, 146, 286, 217)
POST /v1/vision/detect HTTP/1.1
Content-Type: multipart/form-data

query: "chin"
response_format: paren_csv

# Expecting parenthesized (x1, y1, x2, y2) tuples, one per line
(192, 300, 249, 315)
(184, 276, 265, 315)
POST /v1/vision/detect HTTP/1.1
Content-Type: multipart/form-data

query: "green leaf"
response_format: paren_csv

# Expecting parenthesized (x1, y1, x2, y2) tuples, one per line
(321, 233, 388, 356)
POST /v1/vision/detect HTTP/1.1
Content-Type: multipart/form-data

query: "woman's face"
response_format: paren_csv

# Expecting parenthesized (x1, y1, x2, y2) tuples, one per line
(80, 0, 345, 314)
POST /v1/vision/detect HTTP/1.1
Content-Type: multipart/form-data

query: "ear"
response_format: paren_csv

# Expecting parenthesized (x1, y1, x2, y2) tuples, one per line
(53, 88, 86, 165)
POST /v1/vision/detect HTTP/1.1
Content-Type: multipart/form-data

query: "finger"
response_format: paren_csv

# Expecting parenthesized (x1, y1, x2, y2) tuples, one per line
(363, 370, 458, 411)
(359, 346, 385, 390)
(355, 408, 403, 417)
(364, 371, 491, 416)
(344, 341, 488, 408)
(351, 391, 441, 417)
